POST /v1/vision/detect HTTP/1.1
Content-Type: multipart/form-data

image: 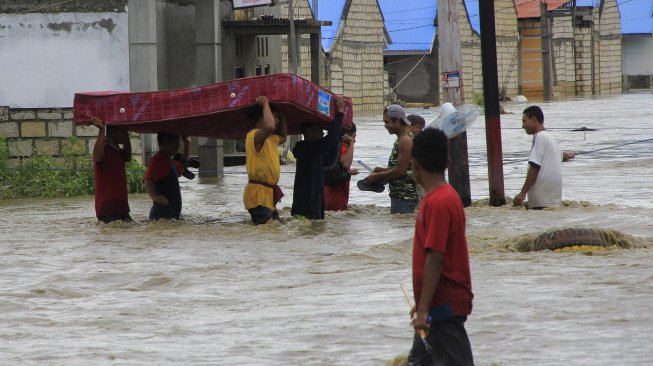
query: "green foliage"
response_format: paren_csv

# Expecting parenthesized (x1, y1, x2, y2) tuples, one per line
(0, 137, 145, 199)
(472, 92, 484, 107)
(0, 136, 9, 174)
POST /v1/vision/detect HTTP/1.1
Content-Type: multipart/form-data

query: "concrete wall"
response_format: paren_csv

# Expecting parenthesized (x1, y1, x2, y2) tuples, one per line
(385, 53, 439, 104)
(623, 36, 653, 75)
(622, 35, 653, 90)
(0, 12, 129, 108)
(598, 0, 622, 95)
(551, 15, 576, 97)
(0, 107, 143, 163)
(494, 0, 520, 99)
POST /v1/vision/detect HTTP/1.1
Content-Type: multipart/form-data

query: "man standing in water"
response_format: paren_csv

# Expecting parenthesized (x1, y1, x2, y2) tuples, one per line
(243, 96, 288, 224)
(408, 128, 474, 366)
(514, 106, 575, 209)
(365, 105, 420, 213)
(291, 96, 345, 219)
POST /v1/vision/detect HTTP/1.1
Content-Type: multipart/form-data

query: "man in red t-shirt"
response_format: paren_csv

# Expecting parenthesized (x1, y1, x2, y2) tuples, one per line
(92, 117, 132, 223)
(408, 128, 474, 366)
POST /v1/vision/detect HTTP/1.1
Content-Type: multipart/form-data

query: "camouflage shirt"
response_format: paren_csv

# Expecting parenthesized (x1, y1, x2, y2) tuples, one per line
(388, 130, 419, 201)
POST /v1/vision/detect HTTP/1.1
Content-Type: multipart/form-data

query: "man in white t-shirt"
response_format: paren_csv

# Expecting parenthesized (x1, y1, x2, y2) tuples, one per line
(514, 106, 575, 208)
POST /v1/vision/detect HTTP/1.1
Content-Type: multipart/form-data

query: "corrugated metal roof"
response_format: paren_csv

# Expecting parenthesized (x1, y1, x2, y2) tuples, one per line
(309, 0, 347, 51)
(378, 0, 436, 53)
(619, 0, 653, 35)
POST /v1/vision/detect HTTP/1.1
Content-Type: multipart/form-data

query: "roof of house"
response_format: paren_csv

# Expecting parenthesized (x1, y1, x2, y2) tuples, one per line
(310, 0, 391, 52)
(309, 0, 347, 51)
(515, 0, 569, 18)
(465, 0, 480, 34)
(618, 0, 653, 35)
(378, 0, 437, 54)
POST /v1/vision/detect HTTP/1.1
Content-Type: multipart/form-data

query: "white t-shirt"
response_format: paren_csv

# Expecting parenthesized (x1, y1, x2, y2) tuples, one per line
(527, 130, 562, 208)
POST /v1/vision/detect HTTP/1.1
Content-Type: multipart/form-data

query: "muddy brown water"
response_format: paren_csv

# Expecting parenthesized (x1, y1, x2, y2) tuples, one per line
(1, 94, 653, 365)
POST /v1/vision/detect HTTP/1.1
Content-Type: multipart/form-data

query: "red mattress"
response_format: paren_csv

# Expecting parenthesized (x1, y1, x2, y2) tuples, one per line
(73, 73, 353, 139)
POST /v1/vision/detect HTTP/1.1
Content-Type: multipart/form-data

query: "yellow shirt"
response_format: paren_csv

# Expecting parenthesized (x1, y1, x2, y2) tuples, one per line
(243, 129, 281, 210)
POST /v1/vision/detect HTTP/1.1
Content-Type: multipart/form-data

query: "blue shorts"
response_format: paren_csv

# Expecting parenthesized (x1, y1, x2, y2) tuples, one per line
(390, 196, 418, 214)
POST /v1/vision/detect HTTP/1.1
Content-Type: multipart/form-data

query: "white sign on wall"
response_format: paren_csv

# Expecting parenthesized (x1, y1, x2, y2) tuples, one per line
(233, 0, 273, 9)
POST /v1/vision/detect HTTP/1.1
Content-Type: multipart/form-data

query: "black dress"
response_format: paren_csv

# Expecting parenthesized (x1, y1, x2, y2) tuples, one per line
(291, 112, 344, 219)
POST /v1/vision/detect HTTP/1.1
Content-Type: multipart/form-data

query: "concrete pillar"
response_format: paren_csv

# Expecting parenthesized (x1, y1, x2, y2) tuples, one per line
(195, 0, 224, 177)
(128, 0, 159, 165)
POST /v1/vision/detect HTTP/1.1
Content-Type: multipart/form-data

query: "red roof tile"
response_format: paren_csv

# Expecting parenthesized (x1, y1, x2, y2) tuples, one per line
(515, 0, 570, 19)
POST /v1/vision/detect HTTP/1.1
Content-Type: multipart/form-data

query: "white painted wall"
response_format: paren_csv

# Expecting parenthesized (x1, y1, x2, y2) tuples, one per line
(622, 36, 653, 75)
(0, 12, 129, 108)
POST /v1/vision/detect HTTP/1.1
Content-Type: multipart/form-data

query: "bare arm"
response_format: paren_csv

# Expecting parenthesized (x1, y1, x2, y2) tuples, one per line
(92, 118, 105, 163)
(367, 135, 413, 183)
(413, 250, 444, 333)
(514, 164, 540, 206)
(145, 179, 169, 206)
(562, 151, 576, 162)
(253, 96, 276, 153)
(339, 136, 355, 170)
(122, 130, 132, 163)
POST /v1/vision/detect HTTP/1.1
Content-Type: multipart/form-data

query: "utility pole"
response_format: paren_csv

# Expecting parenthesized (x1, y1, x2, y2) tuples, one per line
(288, 0, 299, 74)
(312, 0, 318, 21)
(540, 1, 552, 101)
(286, 0, 301, 159)
(438, 0, 471, 207)
(479, 0, 506, 206)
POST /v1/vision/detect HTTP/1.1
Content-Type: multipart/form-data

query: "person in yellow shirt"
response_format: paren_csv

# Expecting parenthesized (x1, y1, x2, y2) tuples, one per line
(243, 96, 288, 224)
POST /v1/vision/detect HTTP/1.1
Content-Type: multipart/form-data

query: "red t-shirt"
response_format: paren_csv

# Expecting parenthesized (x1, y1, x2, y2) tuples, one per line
(94, 144, 130, 217)
(143, 152, 183, 182)
(412, 184, 473, 317)
(324, 143, 351, 211)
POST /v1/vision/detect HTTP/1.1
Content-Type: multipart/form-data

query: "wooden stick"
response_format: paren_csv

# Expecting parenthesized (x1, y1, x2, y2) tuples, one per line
(400, 283, 431, 352)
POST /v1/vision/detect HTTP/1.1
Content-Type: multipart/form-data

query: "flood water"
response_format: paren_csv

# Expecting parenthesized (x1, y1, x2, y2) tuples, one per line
(1, 94, 653, 365)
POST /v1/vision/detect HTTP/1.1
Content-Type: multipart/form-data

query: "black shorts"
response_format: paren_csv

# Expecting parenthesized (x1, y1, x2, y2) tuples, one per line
(408, 316, 474, 366)
(98, 213, 133, 224)
(248, 206, 280, 225)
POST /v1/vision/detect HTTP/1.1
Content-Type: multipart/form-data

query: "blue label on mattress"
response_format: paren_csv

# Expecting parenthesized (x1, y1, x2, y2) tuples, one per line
(318, 90, 331, 115)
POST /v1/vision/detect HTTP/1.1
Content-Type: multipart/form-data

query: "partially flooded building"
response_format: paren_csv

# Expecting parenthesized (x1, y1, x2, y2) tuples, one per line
(277, 0, 389, 112)
(620, 0, 653, 90)
(516, 0, 622, 99)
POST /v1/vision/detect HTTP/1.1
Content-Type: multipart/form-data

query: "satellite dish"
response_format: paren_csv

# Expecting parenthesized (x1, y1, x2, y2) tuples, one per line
(426, 104, 480, 138)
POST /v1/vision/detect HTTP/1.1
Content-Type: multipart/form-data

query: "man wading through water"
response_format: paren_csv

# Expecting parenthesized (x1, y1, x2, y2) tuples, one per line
(365, 105, 420, 213)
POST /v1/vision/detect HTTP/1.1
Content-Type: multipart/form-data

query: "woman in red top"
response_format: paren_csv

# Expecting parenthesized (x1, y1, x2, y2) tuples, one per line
(324, 124, 359, 211)
(91, 117, 132, 223)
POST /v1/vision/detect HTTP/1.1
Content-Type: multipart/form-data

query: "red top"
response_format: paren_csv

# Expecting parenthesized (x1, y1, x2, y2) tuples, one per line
(324, 143, 351, 211)
(143, 152, 183, 181)
(412, 184, 473, 316)
(93, 144, 130, 217)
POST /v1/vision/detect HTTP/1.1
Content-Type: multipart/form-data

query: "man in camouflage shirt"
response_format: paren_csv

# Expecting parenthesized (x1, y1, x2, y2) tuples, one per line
(366, 105, 420, 213)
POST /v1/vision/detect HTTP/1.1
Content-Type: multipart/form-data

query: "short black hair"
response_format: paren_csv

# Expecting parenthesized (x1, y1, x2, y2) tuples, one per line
(411, 128, 448, 173)
(157, 132, 179, 146)
(523, 105, 544, 124)
(407, 114, 425, 128)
